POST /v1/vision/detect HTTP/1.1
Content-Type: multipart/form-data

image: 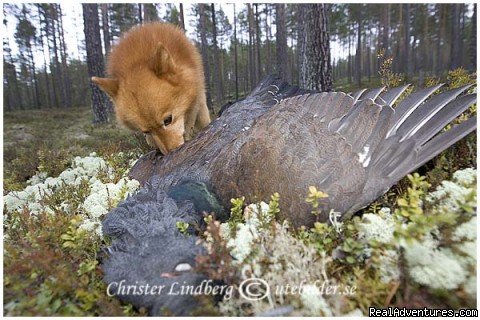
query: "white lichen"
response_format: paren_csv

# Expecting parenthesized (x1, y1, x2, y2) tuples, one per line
(426, 172, 476, 213)
(377, 249, 400, 283)
(356, 208, 395, 244)
(452, 217, 477, 242)
(217, 201, 333, 316)
(214, 168, 477, 315)
(225, 202, 270, 263)
(300, 284, 333, 316)
(454, 241, 477, 265)
(452, 168, 476, 187)
(227, 222, 258, 263)
(3, 153, 140, 239)
(26, 171, 48, 185)
(404, 242, 467, 290)
(463, 276, 477, 299)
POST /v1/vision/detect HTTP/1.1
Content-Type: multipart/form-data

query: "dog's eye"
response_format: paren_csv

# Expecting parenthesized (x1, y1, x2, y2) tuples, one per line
(142, 131, 150, 134)
(163, 115, 173, 127)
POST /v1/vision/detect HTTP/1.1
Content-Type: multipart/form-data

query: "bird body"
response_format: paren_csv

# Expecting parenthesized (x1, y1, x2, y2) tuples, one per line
(102, 76, 476, 314)
(126, 76, 476, 226)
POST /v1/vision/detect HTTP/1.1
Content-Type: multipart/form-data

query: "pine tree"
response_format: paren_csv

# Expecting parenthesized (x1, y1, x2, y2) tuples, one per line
(299, 4, 332, 91)
(211, 4, 224, 108)
(100, 4, 111, 55)
(469, 4, 476, 70)
(233, 3, 239, 99)
(143, 4, 159, 22)
(57, 4, 72, 107)
(275, 4, 288, 81)
(82, 3, 110, 123)
(179, 4, 185, 30)
(197, 4, 213, 111)
(450, 4, 462, 70)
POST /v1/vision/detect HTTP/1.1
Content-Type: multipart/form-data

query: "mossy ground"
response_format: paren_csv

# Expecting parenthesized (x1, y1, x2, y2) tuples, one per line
(3, 107, 149, 316)
(3, 68, 476, 316)
(3, 107, 150, 193)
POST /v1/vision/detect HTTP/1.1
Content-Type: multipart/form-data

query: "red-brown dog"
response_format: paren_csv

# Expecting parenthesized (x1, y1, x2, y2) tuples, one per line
(93, 23, 211, 154)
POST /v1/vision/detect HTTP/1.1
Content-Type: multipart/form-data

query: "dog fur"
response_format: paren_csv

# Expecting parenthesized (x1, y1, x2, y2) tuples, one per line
(92, 23, 211, 154)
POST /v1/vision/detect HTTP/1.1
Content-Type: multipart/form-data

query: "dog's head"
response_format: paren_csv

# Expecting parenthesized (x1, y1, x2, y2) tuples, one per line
(93, 44, 196, 154)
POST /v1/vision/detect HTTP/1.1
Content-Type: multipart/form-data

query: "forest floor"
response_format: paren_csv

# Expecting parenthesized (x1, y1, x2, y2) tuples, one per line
(3, 107, 149, 192)
(2, 70, 477, 316)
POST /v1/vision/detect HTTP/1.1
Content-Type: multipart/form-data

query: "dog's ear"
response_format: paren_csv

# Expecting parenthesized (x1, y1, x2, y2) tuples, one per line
(150, 43, 176, 77)
(92, 77, 119, 98)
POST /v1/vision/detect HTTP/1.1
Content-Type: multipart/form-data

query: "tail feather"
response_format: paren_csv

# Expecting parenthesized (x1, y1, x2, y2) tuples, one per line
(359, 87, 385, 101)
(351, 88, 367, 103)
(387, 84, 443, 137)
(336, 99, 383, 153)
(413, 94, 476, 146)
(396, 85, 472, 142)
(397, 85, 471, 141)
(414, 116, 477, 169)
(383, 140, 417, 178)
(243, 75, 312, 106)
(390, 116, 477, 183)
(353, 83, 476, 214)
(377, 84, 410, 106)
(359, 105, 394, 167)
(322, 92, 354, 123)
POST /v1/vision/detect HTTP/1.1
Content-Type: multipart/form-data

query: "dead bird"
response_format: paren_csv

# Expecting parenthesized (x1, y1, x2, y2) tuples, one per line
(102, 75, 476, 315)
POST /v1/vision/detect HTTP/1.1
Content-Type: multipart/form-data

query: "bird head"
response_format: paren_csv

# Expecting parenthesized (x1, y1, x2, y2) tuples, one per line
(101, 179, 226, 315)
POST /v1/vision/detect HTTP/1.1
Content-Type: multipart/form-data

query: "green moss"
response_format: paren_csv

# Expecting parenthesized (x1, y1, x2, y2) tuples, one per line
(3, 210, 126, 316)
(3, 107, 144, 194)
(3, 108, 147, 316)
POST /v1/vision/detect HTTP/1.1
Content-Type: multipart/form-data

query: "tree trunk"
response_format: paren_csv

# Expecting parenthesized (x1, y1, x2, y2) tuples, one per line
(435, 5, 442, 75)
(51, 6, 65, 107)
(299, 4, 332, 91)
(179, 4, 185, 31)
(19, 7, 41, 108)
(233, 3, 239, 99)
(44, 5, 60, 108)
(210, 4, 223, 109)
(143, 4, 159, 22)
(138, 4, 143, 24)
(265, 4, 272, 75)
(58, 5, 73, 107)
(247, 4, 256, 89)
(254, 4, 262, 82)
(198, 4, 212, 112)
(275, 3, 289, 81)
(422, 4, 430, 73)
(348, 26, 352, 84)
(296, 4, 305, 84)
(381, 4, 390, 54)
(366, 20, 372, 80)
(101, 4, 111, 55)
(450, 4, 462, 70)
(37, 5, 52, 108)
(404, 4, 411, 79)
(438, 5, 449, 75)
(82, 3, 110, 123)
(469, 5, 476, 71)
(26, 41, 41, 108)
(290, 33, 295, 84)
(460, 4, 465, 63)
(355, 14, 362, 88)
